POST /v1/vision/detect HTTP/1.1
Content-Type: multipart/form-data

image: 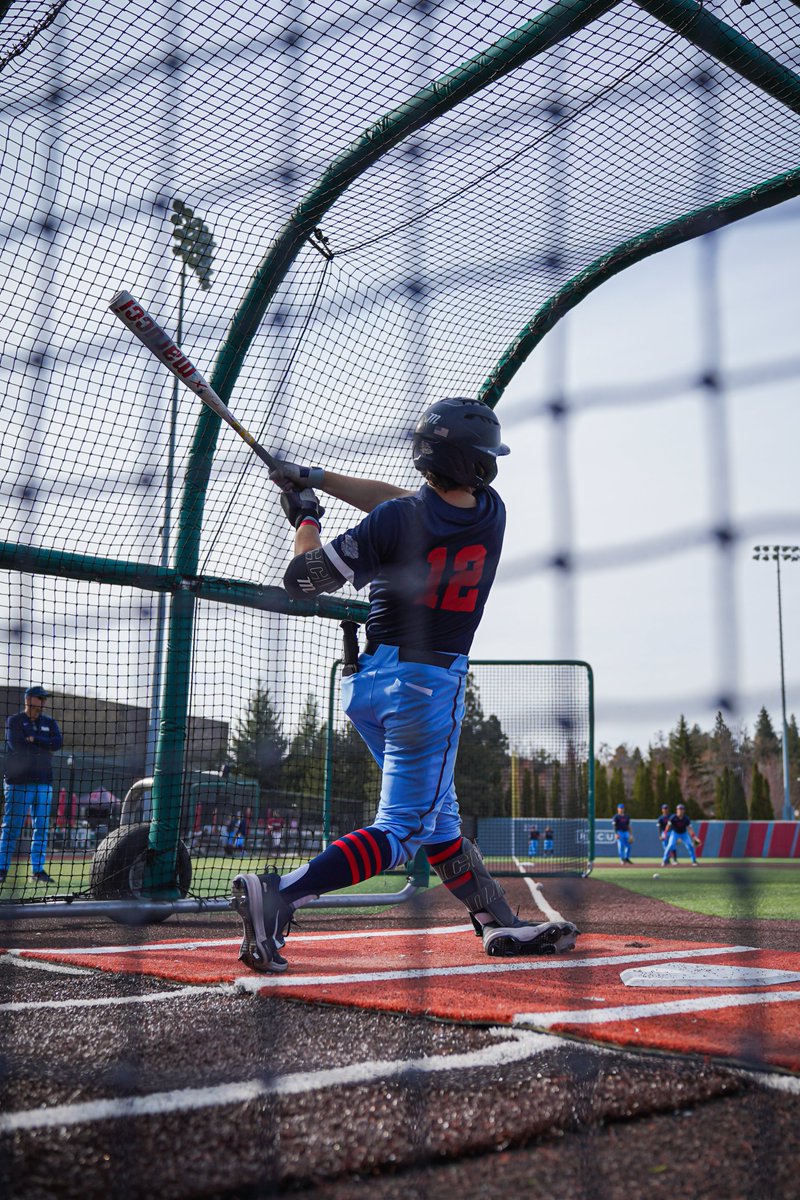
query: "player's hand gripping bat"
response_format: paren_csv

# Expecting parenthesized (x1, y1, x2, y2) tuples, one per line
(109, 289, 280, 473)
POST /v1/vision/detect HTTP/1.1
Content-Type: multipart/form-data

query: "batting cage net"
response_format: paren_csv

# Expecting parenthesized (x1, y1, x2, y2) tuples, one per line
(0, 0, 797, 915)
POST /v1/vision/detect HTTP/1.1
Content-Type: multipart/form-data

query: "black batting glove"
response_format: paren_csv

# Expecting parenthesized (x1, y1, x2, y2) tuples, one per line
(280, 487, 325, 530)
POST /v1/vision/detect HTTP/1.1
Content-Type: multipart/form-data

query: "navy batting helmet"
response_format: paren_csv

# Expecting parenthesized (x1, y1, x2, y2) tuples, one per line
(412, 397, 510, 488)
(25, 686, 49, 700)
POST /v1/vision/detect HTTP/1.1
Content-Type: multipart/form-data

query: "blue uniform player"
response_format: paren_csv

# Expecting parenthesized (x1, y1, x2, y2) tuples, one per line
(232, 397, 579, 972)
(612, 803, 633, 864)
(657, 803, 677, 864)
(662, 803, 700, 866)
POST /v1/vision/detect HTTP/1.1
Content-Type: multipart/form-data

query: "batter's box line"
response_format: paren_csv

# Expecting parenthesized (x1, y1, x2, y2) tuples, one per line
(233, 944, 758, 992)
(513, 990, 800, 1028)
(12, 923, 476, 959)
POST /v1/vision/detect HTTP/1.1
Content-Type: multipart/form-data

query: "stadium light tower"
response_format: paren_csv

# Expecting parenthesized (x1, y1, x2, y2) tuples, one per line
(752, 545, 800, 821)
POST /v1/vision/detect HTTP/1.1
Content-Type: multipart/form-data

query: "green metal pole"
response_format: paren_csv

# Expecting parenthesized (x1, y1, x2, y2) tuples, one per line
(479, 167, 800, 406)
(323, 659, 341, 849)
(634, 0, 800, 116)
(586, 664, 595, 873)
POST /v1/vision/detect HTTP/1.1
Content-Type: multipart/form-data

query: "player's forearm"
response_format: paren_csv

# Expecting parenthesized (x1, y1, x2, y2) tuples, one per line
(320, 471, 411, 513)
(294, 522, 322, 556)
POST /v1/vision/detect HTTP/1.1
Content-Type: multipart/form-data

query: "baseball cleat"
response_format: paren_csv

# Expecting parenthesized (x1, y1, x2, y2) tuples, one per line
(482, 919, 579, 957)
(231, 873, 290, 973)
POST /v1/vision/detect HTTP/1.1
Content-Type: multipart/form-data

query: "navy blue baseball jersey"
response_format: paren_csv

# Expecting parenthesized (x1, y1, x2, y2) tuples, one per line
(4, 711, 63, 784)
(669, 814, 692, 834)
(657, 814, 671, 833)
(323, 484, 505, 654)
(612, 813, 631, 833)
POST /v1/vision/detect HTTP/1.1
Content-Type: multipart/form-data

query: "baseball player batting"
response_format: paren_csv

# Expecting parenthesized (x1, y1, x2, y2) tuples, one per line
(232, 397, 579, 971)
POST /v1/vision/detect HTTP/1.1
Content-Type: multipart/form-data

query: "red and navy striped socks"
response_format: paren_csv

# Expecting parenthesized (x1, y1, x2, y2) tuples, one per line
(279, 826, 395, 904)
(424, 836, 474, 903)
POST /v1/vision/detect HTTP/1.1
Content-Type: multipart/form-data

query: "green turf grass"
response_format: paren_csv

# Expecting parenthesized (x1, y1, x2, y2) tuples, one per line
(593, 862, 800, 920)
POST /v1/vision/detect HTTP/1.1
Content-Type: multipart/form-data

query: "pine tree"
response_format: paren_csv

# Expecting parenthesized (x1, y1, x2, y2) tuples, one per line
(229, 683, 287, 790)
(522, 767, 533, 816)
(594, 760, 611, 817)
(550, 759, 562, 816)
(454, 675, 510, 817)
(729, 769, 748, 820)
(533, 770, 547, 819)
(754, 707, 780, 759)
(666, 771, 683, 811)
(609, 766, 626, 810)
(714, 768, 730, 820)
(669, 715, 697, 772)
(749, 763, 773, 820)
(631, 760, 655, 817)
(282, 695, 326, 799)
(654, 761, 668, 812)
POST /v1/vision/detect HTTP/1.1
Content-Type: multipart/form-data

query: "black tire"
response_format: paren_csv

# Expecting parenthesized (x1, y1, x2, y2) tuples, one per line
(90, 823, 192, 925)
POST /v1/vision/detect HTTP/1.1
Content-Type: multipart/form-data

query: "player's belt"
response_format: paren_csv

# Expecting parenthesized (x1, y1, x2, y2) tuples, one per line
(364, 641, 458, 670)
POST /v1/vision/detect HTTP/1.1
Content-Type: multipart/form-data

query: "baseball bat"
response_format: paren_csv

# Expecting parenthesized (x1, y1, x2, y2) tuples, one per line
(109, 289, 279, 472)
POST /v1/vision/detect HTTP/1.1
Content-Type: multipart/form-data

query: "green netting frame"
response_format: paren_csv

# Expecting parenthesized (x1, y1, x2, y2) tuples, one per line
(1, 0, 798, 911)
(149, 0, 800, 895)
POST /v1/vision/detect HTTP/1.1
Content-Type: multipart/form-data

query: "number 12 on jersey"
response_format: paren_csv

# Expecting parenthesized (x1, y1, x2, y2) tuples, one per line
(419, 544, 487, 612)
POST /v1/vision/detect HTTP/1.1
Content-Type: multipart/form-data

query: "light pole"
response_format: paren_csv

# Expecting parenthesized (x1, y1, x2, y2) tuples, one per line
(752, 545, 799, 821)
(145, 201, 215, 778)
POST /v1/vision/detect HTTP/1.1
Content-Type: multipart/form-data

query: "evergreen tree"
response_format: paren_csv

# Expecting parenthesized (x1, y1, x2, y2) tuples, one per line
(609, 766, 626, 810)
(754, 707, 780, 759)
(666, 771, 683, 811)
(788, 714, 800, 761)
(550, 759, 562, 817)
(229, 683, 287, 790)
(454, 675, 510, 817)
(654, 761, 668, 812)
(669, 714, 698, 772)
(749, 763, 773, 820)
(729, 769, 748, 820)
(788, 715, 800, 814)
(282, 694, 326, 799)
(714, 768, 731, 820)
(533, 769, 547, 819)
(594, 760, 611, 818)
(631, 759, 655, 817)
(522, 767, 533, 816)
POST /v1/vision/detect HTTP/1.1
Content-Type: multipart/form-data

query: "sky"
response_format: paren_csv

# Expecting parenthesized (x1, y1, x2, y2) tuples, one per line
(480, 196, 800, 753)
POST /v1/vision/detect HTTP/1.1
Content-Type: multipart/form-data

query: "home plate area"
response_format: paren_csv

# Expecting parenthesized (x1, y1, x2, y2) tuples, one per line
(15, 926, 800, 1072)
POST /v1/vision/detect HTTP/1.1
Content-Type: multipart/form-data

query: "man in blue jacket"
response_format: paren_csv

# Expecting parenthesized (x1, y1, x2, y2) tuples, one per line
(1, 686, 63, 885)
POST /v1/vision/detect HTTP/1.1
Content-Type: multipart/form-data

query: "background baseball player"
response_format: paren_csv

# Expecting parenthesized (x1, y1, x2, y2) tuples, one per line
(662, 803, 700, 866)
(612, 802, 634, 864)
(231, 397, 579, 972)
(657, 802, 677, 864)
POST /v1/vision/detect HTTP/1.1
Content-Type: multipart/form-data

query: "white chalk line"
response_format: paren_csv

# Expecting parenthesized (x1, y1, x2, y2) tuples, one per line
(234, 944, 757, 992)
(0, 1028, 568, 1135)
(0, 983, 234, 1014)
(1, 1017, 796, 1135)
(513, 990, 800, 1028)
(511, 855, 565, 924)
(8, 923, 475, 959)
(2, 953, 93, 977)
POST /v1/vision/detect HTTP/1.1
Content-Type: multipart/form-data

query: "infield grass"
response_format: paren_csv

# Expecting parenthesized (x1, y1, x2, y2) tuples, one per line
(594, 862, 800, 921)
